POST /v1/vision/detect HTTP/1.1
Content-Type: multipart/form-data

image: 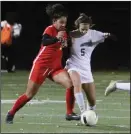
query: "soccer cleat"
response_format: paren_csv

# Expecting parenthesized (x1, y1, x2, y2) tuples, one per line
(5, 112, 14, 124)
(65, 112, 80, 121)
(105, 80, 117, 96)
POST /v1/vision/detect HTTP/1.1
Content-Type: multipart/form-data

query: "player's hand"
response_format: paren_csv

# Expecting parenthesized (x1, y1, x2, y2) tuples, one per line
(103, 33, 117, 41)
(62, 39, 68, 48)
(56, 31, 65, 40)
(59, 38, 68, 47)
(59, 39, 68, 50)
(103, 33, 111, 38)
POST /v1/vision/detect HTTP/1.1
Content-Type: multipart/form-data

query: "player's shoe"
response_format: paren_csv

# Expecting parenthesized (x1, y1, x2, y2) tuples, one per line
(65, 112, 80, 121)
(105, 80, 117, 96)
(5, 112, 14, 124)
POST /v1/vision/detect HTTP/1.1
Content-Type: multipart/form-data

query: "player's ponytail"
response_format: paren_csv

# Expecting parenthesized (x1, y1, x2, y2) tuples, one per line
(75, 13, 92, 28)
(46, 4, 53, 17)
(46, 4, 68, 20)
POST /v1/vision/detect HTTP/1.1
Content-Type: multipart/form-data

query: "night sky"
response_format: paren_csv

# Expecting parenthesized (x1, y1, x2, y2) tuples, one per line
(1, 1, 130, 70)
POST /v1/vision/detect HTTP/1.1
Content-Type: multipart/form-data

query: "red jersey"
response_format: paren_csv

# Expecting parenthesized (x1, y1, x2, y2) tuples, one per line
(33, 25, 67, 69)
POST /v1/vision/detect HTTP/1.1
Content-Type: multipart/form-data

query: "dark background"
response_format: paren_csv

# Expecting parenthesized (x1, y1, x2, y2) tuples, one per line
(1, 1, 130, 71)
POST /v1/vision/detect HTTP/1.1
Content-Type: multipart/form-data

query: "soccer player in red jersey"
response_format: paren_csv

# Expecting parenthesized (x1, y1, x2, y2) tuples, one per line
(6, 4, 80, 124)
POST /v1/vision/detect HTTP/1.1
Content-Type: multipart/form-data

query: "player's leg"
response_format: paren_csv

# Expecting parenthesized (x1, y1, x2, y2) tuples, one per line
(105, 80, 130, 96)
(68, 70, 85, 113)
(105, 80, 117, 96)
(82, 82, 96, 111)
(6, 80, 41, 124)
(1, 45, 8, 71)
(6, 45, 15, 73)
(5, 64, 49, 124)
(116, 82, 130, 90)
(51, 69, 80, 120)
(81, 71, 96, 111)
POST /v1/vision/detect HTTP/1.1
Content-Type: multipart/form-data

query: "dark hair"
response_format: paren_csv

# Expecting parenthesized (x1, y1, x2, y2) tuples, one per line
(75, 13, 92, 28)
(46, 4, 68, 20)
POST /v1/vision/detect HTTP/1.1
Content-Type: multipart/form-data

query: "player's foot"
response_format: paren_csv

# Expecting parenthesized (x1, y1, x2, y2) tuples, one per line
(5, 112, 14, 124)
(65, 112, 80, 121)
(105, 80, 117, 96)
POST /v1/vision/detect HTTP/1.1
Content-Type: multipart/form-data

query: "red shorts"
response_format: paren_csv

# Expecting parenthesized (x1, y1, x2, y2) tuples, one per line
(29, 63, 66, 85)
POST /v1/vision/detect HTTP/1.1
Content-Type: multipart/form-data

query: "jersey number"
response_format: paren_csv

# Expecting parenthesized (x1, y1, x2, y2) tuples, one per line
(81, 48, 85, 56)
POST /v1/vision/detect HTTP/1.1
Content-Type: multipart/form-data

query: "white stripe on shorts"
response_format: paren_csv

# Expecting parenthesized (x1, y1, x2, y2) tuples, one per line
(29, 46, 46, 79)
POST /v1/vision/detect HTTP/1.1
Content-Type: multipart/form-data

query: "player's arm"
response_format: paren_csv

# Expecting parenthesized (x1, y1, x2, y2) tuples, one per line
(41, 27, 65, 46)
(92, 30, 109, 44)
(102, 32, 117, 41)
(62, 36, 72, 66)
(1, 21, 10, 30)
(61, 31, 68, 48)
(1, 21, 7, 28)
(41, 34, 59, 46)
(13, 24, 22, 38)
(92, 30, 116, 44)
(41, 26, 59, 46)
(61, 39, 68, 47)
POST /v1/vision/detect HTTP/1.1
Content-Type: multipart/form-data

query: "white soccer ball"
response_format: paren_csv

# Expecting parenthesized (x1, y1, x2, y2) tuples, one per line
(81, 110, 98, 126)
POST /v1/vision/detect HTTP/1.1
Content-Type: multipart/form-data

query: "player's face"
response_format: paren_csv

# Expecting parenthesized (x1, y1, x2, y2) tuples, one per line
(79, 23, 90, 34)
(54, 16, 67, 31)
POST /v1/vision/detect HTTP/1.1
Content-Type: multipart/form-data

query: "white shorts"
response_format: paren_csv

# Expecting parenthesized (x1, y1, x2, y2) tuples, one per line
(65, 64, 94, 84)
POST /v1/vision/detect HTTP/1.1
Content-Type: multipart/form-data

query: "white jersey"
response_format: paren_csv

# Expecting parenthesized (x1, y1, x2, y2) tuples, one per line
(66, 29, 105, 71)
(1, 20, 22, 37)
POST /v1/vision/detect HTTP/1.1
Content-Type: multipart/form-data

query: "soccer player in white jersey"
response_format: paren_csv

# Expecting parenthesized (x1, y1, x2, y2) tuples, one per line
(105, 80, 130, 96)
(65, 13, 112, 113)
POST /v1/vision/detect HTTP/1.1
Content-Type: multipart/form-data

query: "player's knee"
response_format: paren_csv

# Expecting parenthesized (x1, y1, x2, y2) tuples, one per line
(72, 80, 81, 88)
(70, 75, 81, 87)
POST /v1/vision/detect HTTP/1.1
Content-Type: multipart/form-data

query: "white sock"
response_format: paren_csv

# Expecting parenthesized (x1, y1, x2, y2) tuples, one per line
(75, 92, 85, 113)
(87, 103, 96, 111)
(116, 83, 130, 91)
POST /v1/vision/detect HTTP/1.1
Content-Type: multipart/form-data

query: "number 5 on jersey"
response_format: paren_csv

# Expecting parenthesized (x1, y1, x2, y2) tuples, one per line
(81, 48, 85, 56)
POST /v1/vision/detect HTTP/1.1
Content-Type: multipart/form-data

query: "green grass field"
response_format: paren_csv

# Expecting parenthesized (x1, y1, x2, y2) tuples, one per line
(1, 71, 130, 133)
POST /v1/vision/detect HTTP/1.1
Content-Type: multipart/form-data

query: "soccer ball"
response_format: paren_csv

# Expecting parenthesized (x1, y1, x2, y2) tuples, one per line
(81, 110, 98, 126)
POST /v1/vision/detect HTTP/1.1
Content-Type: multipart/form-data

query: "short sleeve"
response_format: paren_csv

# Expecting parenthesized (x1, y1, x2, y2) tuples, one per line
(91, 30, 105, 44)
(1, 21, 8, 27)
(43, 26, 53, 36)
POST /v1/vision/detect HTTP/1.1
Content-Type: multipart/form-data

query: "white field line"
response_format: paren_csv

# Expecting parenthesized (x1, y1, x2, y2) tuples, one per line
(1, 113, 130, 119)
(1, 99, 102, 104)
(1, 99, 130, 106)
(1, 70, 8, 73)
(2, 100, 130, 111)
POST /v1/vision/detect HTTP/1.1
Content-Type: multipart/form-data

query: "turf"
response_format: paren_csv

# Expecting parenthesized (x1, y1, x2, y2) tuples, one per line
(1, 71, 130, 133)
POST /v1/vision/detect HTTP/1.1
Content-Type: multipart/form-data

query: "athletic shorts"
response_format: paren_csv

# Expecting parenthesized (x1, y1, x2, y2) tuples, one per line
(29, 62, 65, 85)
(65, 64, 94, 84)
